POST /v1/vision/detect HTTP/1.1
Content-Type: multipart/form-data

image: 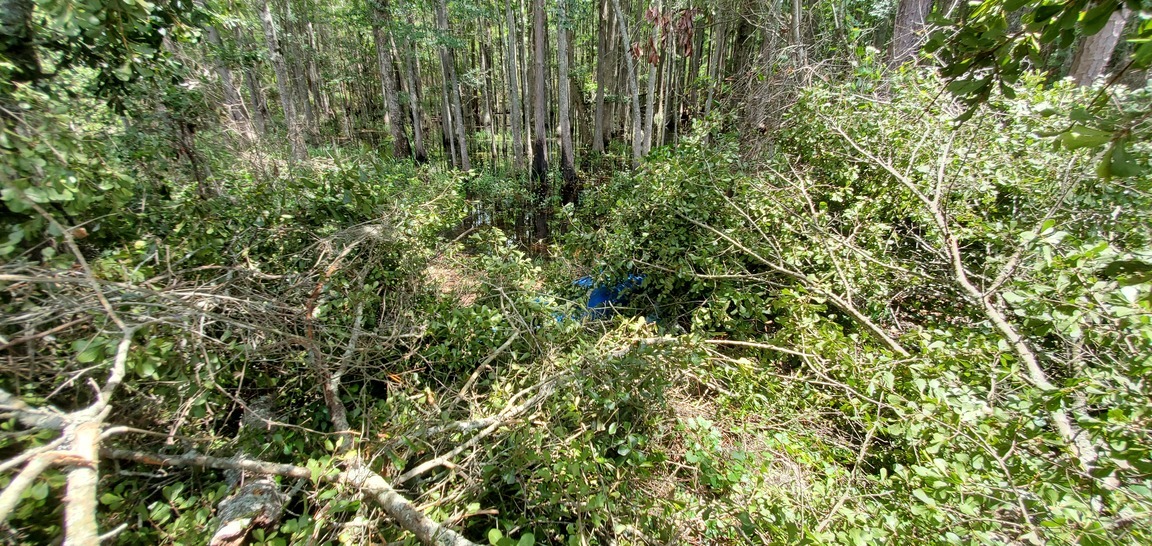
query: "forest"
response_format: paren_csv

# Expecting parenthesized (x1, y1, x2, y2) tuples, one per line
(1, 0, 1151, 543)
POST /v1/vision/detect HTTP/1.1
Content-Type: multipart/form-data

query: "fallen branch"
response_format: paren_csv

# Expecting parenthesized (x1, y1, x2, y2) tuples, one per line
(680, 214, 910, 357)
(397, 377, 566, 485)
(100, 449, 478, 546)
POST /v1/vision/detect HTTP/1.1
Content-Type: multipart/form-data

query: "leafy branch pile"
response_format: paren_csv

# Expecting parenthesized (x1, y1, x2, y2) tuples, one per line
(2, 2, 1152, 543)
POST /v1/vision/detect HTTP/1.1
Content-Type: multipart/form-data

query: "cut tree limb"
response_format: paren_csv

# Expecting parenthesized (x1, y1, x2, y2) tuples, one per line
(101, 449, 478, 546)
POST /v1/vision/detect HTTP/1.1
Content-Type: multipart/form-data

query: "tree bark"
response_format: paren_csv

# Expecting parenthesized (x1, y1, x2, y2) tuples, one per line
(372, 1, 411, 160)
(890, 0, 933, 64)
(1069, 6, 1132, 85)
(62, 423, 100, 546)
(259, 0, 308, 161)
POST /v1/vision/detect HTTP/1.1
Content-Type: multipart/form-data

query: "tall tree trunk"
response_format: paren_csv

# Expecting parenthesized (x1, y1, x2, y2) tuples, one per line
(520, 0, 533, 157)
(372, 1, 410, 160)
(791, 0, 805, 62)
(436, 0, 471, 171)
(643, 59, 656, 154)
(441, 81, 458, 167)
(531, 0, 550, 240)
(704, 13, 726, 118)
(643, 2, 661, 156)
(281, 1, 316, 140)
(305, 21, 329, 122)
(592, 0, 610, 154)
(259, 0, 307, 162)
(243, 64, 268, 138)
(890, 0, 933, 64)
(402, 14, 428, 163)
(657, 23, 673, 146)
(687, 17, 704, 118)
(238, 27, 268, 137)
(505, 0, 526, 171)
(1069, 6, 1132, 85)
(612, 0, 643, 167)
(558, 0, 577, 204)
(481, 30, 498, 169)
(727, 8, 754, 78)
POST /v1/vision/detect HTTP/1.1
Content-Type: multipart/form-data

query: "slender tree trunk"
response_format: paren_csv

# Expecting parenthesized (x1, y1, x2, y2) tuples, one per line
(643, 2, 660, 156)
(558, 0, 577, 204)
(890, 0, 933, 64)
(1069, 6, 1132, 85)
(612, 0, 643, 167)
(202, 19, 252, 142)
(727, 8, 754, 78)
(531, 0, 550, 240)
(281, 1, 316, 140)
(505, 0, 526, 171)
(305, 21, 328, 122)
(643, 60, 656, 154)
(704, 13, 726, 118)
(243, 64, 268, 138)
(401, 14, 428, 163)
(592, 0, 610, 154)
(441, 80, 458, 167)
(481, 30, 498, 170)
(436, 0, 471, 171)
(791, 0, 805, 62)
(259, 0, 307, 162)
(237, 27, 268, 138)
(520, 0, 533, 157)
(688, 18, 703, 117)
(372, 1, 410, 160)
(657, 23, 673, 146)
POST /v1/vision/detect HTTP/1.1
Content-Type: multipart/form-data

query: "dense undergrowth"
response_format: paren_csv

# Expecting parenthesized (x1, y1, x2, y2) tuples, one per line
(4, 62, 1152, 545)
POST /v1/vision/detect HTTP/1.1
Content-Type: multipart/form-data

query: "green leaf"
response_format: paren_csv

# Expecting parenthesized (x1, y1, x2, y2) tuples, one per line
(1108, 140, 1142, 178)
(76, 345, 102, 363)
(99, 493, 123, 508)
(1002, 291, 1027, 303)
(138, 359, 156, 378)
(1082, 1, 1120, 36)
(488, 528, 504, 545)
(1100, 260, 1152, 278)
(1003, 0, 1031, 12)
(29, 481, 49, 501)
(1032, 3, 1065, 23)
(516, 533, 535, 546)
(1060, 125, 1112, 150)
